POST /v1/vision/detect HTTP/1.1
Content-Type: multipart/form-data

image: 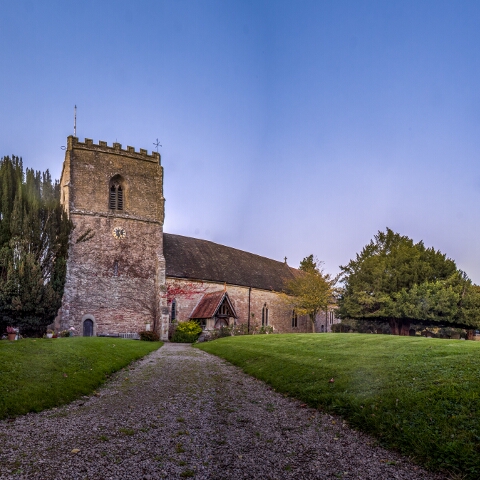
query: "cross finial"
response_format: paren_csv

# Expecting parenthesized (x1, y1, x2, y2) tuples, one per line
(153, 138, 162, 152)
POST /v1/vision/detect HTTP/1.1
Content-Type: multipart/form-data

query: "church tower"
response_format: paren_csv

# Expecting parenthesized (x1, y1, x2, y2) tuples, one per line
(59, 136, 169, 340)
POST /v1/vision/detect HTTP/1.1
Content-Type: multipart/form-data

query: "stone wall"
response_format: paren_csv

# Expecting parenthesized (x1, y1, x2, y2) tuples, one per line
(60, 137, 168, 339)
(167, 278, 315, 334)
(314, 308, 341, 333)
(61, 136, 164, 222)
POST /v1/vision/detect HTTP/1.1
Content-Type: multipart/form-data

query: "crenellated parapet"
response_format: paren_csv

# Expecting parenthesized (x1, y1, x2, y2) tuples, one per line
(67, 136, 161, 164)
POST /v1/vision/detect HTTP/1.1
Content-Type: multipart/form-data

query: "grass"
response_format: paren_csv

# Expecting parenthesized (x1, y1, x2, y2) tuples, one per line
(197, 333, 480, 479)
(0, 337, 162, 419)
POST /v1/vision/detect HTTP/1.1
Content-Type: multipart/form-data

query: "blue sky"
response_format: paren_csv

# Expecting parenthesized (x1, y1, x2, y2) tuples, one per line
(2, 1, 480, 281)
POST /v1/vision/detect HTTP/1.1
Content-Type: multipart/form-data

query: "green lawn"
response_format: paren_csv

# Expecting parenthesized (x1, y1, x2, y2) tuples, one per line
(0, 337, 162, 419)
(197, 334, 480, 479)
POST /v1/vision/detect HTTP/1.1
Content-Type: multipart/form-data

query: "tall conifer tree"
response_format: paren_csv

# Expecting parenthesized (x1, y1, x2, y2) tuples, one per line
(0, 156, 72, 334)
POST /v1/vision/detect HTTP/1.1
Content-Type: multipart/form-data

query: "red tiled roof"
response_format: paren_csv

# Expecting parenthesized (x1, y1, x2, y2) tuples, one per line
(190, 291, 237, 319)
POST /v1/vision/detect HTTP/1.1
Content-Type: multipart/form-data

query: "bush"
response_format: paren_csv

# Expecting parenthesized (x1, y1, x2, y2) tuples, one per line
(200, 323, 278, 342)
(256, 325, 274, 334)
(139, 330, 160, 342)
(171, 321, 202, 343)
(232, 323, 249, 335)
(205, 325, 233, 341)
(331, 323, 349, 333)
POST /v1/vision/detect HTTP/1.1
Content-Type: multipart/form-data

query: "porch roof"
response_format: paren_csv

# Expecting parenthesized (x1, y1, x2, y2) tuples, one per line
(190, 291, 237, 319)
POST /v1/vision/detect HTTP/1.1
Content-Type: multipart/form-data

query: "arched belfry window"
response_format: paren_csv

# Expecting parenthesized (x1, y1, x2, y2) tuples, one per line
(109, 175, 125, 211)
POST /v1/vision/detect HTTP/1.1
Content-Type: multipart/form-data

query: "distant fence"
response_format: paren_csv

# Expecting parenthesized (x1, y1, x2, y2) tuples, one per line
(97, 332, 140, 340)
(119, 332, 140, 340)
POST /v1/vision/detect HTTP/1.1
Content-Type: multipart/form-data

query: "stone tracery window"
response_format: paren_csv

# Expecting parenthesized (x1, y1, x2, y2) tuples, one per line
(109, 175, 124, 211)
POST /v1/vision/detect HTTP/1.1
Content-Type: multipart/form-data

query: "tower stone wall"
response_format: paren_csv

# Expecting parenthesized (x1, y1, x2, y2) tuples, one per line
(59, 136, 169, 340)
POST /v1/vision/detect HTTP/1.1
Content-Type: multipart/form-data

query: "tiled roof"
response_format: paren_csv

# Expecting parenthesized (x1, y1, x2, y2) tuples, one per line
(190, 291, 237, 319)
(163, 233, 297, 292)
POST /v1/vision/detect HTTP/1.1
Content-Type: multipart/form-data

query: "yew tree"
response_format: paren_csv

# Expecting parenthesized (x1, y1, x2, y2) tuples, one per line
(0, 156, 72, 334)
(337, 228, 480, 335)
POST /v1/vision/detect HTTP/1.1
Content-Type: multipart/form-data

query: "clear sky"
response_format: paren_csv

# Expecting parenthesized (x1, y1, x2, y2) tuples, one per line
(2, 1, 480, 282)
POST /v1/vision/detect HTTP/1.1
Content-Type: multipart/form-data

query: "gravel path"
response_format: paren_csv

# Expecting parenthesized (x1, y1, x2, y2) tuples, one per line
(0, 343, 446, 480)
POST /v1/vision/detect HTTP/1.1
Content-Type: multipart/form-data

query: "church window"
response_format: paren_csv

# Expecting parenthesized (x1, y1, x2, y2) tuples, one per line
(171, 299, 176, 322)
(117, 185, 123, 209)
(113, 260, 118, 276)
(262, 304, 269, 326)
(291, 310, 298, 328)
(109, 175, 125, 211)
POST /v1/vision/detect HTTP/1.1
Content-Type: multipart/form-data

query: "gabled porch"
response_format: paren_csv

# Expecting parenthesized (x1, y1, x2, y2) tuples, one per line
(190, 291, 238, 330)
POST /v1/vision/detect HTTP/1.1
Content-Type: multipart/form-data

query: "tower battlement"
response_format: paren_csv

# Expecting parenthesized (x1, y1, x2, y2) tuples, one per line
(67, 136, 161, 164)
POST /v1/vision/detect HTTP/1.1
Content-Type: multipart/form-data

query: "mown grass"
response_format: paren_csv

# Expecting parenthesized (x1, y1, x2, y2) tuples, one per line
(0, 337, 162, 419)
(197, 334, 480, 479)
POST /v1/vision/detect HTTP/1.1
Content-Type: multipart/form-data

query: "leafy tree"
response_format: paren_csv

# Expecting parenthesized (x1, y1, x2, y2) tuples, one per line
(284, 255, 335, 328)
(337, 228, 480, 335)
(0, 156, 72, 334)
(299, 254, 317, 274)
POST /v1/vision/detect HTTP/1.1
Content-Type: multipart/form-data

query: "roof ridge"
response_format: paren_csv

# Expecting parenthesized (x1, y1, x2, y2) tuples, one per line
(163, 232, 290, 267)
(163, 232, 298, 292)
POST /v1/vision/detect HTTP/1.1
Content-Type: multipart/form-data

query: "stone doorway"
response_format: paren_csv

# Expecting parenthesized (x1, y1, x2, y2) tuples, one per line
(214, 317, 230, 329)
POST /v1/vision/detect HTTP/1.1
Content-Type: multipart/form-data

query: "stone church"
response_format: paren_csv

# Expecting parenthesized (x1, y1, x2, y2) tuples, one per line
(58, 136, 338, 340)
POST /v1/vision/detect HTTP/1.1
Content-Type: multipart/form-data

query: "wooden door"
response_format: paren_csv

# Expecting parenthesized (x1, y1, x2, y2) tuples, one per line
(83, 319, 93, 337)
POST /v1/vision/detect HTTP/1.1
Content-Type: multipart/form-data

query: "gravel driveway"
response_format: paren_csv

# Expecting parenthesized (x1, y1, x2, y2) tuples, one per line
(0, 343, 446, 480)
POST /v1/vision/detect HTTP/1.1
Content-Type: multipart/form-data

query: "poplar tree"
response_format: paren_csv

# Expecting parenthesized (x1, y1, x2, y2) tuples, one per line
(0, 156, 72, 334)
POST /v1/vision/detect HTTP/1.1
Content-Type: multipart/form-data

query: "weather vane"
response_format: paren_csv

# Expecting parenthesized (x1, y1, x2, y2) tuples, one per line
(62, 104, 77, 150)
(153, 138, 162, 152)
